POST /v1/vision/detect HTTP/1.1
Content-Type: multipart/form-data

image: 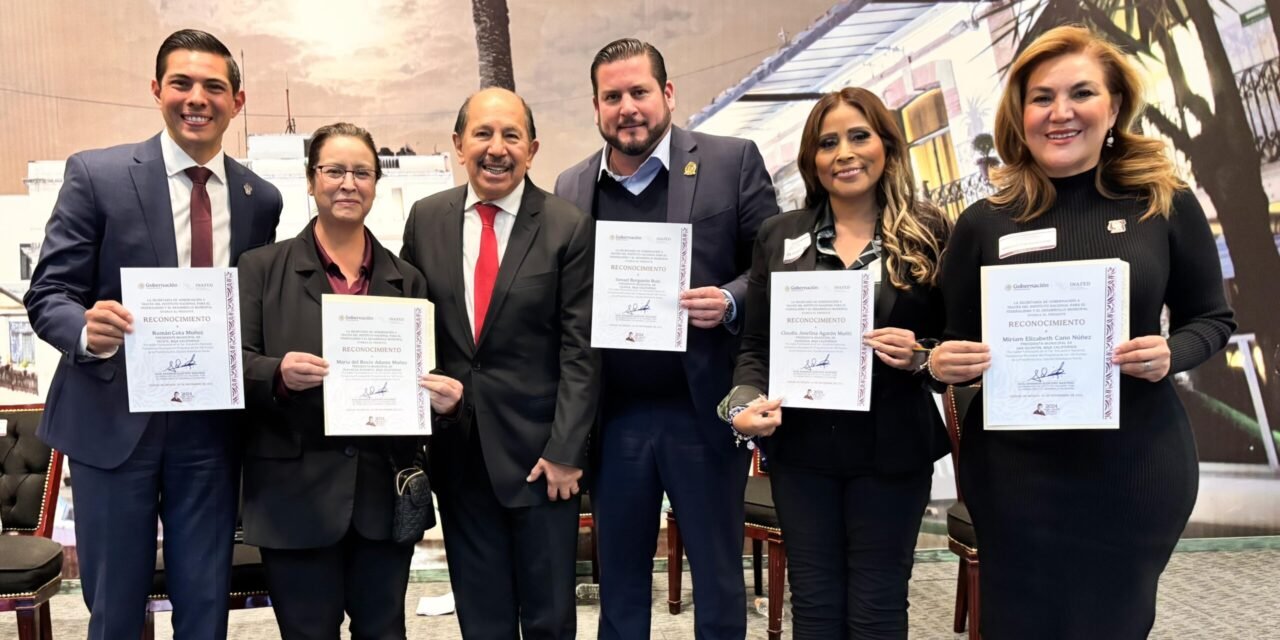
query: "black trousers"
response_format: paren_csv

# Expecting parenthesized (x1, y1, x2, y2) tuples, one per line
(436, 432, 580, 640)
(769, 466, 932, 640)
(259, 526, 414, 640)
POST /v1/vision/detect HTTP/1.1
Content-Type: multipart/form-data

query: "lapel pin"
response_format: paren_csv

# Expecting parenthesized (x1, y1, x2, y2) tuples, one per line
(243, 183, 253, 196)
(1107, 219, 1126, 234)
(683, 161, 697, 177)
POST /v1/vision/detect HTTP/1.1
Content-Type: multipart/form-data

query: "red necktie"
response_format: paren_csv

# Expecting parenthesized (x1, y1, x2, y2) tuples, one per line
(473, 203, 500, 343)
(185, 167, 214, 268)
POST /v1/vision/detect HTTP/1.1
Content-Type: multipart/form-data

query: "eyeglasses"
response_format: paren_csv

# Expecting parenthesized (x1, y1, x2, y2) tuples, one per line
(315, 165, 377, 183)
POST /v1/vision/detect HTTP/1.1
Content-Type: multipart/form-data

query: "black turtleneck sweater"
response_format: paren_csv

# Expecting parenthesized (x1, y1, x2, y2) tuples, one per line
(938, 168, 1236, 638)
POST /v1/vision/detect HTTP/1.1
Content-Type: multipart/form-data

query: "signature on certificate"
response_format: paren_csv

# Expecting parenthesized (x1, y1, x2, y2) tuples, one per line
(164, 354, 197, 373)
(1028, 362, 1067, 382)
(801, 355, 832, 371)
(623, 300, 652, 315)
(360, 382, 389, 398)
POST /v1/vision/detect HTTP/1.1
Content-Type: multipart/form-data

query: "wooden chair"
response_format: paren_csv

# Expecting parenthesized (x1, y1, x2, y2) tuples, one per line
(141, 528, 272, 640)
(579, 492, 599, 583)
(668, 449, 785, 640)
(944, 385, 981, 640)
(0, 405, 65, 640)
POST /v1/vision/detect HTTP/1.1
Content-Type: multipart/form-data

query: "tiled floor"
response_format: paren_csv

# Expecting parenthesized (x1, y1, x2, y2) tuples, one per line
(7, 549, 1279, 639)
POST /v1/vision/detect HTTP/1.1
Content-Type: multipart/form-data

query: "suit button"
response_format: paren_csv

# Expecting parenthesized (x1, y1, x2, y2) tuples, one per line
(472, 363, 480, 371)
(343, 445, 357, 457)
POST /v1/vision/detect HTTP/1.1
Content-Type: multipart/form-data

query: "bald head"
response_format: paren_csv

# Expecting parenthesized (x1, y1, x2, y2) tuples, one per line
(452, 87, 541, 201)
(453, 88, 537, 141)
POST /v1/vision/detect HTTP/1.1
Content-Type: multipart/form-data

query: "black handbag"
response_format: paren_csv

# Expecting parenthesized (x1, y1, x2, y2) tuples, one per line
(390, 447, 436, 544)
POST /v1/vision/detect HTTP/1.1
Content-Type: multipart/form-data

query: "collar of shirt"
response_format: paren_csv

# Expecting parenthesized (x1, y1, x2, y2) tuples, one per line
(464, 179, 526, 216)
(160, 130, 227, 185)
(813, 200, 882, 270)
(597, 126, 672, 196)
(313, 224, 375, 289)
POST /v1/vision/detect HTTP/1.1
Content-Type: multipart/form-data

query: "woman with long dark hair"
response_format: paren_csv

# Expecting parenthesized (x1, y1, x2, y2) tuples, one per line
(723, 87, 951, 639)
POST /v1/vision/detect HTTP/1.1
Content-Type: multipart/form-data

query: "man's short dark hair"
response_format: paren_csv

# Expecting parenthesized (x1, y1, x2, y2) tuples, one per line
(155, 29, 241, 94)
(452, 90, 538, 141)
(590, 38, 668, 95)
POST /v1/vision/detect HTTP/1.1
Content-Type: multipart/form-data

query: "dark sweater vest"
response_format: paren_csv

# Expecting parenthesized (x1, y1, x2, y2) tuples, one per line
(594, 169, 691, 408)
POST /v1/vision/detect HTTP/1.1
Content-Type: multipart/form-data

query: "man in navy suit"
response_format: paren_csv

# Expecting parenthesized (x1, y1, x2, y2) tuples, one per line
(555, 38, 779, 639)
(23, 29, 282, 640)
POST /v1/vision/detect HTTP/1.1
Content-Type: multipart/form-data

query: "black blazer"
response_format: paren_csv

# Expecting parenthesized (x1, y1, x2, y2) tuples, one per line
(238, 220, 428, 549)
(732, 208, 950, 474)
(400, 180, 598, 509)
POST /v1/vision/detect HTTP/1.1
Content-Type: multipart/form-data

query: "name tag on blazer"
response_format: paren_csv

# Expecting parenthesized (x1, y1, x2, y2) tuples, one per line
(998, 228, 1056, 259)
(783, 234, 811, 263)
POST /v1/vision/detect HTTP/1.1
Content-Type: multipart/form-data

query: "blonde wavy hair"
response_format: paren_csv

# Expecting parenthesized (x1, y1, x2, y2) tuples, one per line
(990, 25, 1184, 221)
(798, 87, 951, 288)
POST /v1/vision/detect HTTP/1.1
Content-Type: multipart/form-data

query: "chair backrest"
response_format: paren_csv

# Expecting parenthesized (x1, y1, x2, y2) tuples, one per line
(0, 406, 63, 538)
(751, 446, 768, 477)
(943, 386, 980, 499)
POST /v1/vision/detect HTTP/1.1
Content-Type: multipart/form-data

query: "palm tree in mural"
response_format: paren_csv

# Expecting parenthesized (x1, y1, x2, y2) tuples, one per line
(986, 0, 1280, 425)
(471, 0, 516, 90)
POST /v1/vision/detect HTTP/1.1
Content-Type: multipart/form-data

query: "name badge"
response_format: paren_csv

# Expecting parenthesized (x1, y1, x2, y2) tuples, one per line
(866, 258, 882, 284)
(998, 228, 1057, 259)
(783, 234, 811, 264)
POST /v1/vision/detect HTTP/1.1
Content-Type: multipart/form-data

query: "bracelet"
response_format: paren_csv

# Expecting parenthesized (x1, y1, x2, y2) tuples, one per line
(924, 348, 942, 382)
(726, 406, 756, 449)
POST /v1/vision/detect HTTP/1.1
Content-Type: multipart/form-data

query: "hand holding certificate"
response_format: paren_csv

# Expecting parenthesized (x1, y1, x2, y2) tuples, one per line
(981, 259, 1128, 430)
(122, 267, 244, 412)
(322, 295, 434, 436)
(769, 270, 875, 411)
(591, 220, 692, 351)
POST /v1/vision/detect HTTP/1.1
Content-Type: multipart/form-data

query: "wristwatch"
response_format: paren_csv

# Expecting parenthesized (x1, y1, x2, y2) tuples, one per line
(719, 289, 736, 324)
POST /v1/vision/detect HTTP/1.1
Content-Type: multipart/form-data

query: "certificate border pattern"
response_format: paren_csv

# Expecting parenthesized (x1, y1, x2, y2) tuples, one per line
(223, 271, 241, 405)
(414, 308, 426, 430)
(675, 227, 691, 349)
(1103, 266, 1117, 419)
(856, 273, 871, 408)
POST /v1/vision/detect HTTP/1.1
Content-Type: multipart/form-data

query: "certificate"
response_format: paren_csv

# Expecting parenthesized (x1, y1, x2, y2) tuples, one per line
(121, 268, 244, 412)
(769, 270, 875, 411)
(981, 259, 1129, 430)
(591, 220, 692, 351)
(322, 295, 434, 436)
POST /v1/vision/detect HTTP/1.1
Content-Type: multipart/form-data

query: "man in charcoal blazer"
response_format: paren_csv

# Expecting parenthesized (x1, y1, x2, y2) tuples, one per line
(401, 87, 597, 639)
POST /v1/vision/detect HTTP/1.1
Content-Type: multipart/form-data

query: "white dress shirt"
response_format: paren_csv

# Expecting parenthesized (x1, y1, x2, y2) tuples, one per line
(160, 131, 233, 269)
(461, 180, 526, 333)
(79, 132, 234, 358)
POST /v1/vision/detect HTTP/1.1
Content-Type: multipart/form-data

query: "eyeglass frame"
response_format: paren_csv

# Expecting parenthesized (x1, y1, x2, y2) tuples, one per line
(313, 164, 379, 183)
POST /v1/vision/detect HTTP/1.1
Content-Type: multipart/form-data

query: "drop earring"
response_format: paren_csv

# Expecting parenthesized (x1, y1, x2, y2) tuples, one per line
(1105, 128, 1115, 148)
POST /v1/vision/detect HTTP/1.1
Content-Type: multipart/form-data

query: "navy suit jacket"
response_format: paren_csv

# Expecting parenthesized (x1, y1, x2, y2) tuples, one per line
(554, 126, 780, 436)
(24, 134, 283, 470)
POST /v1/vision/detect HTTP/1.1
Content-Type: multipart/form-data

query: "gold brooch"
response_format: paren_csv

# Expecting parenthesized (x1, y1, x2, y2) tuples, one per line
(683, 162, 697, 176)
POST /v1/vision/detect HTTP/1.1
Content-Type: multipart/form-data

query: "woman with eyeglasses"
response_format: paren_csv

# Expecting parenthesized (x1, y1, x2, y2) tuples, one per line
(237, 122, 463, 639)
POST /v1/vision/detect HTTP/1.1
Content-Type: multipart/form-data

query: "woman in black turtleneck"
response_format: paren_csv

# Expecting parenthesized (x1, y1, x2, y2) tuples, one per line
(930, 26, 1235, 639)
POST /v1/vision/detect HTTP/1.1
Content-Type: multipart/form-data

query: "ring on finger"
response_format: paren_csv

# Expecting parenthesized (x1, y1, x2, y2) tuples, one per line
(1142, 360, 1152, 372)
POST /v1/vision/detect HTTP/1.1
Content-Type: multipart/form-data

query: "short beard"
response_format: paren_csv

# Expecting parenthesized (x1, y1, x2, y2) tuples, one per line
(601, 112, 671, 158)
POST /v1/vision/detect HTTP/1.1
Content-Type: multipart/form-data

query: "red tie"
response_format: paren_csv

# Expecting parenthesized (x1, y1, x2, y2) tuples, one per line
(185, 167, 214, 268)
(473, 203, 500, 343)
